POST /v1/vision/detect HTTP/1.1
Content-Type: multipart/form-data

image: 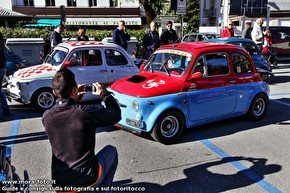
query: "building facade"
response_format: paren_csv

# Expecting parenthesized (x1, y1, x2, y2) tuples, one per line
(2, 0, 145, 29)
(199, 0, 290, 35)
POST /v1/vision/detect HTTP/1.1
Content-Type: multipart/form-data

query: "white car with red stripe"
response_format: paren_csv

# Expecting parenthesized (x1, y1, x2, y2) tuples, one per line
(6, 41, 139, 111)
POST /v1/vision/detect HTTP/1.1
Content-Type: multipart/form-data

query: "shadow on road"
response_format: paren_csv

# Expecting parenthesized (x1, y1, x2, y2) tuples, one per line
(0, 131, 48, 145)
(116, 156, 281, 193)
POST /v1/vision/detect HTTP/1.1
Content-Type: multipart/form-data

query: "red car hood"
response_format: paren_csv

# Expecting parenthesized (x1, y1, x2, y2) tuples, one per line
(110, 73, 183, 97)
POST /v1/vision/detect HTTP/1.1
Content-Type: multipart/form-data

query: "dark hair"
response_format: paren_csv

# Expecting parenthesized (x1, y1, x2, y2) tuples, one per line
(52, 69, 77, 98)
(167, 21, 173, 25)
(120, 20, 125, 26)
(57, 23, 65, 29)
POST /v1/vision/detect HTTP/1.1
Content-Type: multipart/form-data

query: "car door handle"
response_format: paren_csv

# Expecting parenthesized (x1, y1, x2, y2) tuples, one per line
(99, 70, 107, 72)
(228, 80, 236, 84)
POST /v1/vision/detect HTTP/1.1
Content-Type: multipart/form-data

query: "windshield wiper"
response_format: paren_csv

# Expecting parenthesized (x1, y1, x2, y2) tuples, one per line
(158, 56, 172, 76)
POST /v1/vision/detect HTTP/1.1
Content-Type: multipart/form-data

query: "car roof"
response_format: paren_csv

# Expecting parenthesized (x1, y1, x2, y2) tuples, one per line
(184, 32, 219, 35)
(204, 37, 255, 44)
(56, 41, 120, 50)
(268, 26, 290, 29)
(160, 42, 245, 53)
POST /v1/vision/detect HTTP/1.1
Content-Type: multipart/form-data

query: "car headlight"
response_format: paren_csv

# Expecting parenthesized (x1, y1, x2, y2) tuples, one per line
(132, 100, 139, 112)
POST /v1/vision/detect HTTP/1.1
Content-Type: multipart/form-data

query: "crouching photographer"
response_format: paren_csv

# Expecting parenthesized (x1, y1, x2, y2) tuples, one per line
(42, 69, 121, 192)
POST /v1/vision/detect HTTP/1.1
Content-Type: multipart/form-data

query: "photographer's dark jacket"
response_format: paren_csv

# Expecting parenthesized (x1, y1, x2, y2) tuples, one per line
(42, 90, 121, 188)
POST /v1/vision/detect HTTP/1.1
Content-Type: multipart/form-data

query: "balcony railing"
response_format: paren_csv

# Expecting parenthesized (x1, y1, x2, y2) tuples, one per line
(12, 6, 141, 17)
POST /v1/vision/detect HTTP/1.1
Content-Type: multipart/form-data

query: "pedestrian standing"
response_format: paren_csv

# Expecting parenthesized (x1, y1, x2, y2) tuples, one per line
(221, 22, 235, 38)
(251, 18, 265, 51)
(0, 32, 11, 121)
(160, 21, 178, 45)
(262, 30, 273, 55)
(77, 27, 89, 41)
(42, 69, 121, 191)
(142, 21, 160, 59)
(242, 22, 252, 39)
(112, 20, 130, 51)
(50, 23, 65, 50)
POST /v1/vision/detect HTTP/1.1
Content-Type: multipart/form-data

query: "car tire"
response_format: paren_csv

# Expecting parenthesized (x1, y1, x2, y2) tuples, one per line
(247, 93, 269, 121)
(31, 88, 56, 111)
(151, 110, 185, 144)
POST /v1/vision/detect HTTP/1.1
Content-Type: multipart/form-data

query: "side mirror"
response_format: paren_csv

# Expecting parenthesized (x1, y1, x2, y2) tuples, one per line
(63, 61, 72, 68)
(139, 63, 146, 72)
(188, 72, 203, 81)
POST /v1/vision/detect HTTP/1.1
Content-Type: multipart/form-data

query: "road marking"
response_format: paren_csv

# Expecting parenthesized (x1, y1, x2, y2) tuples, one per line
(271, 99, 290, 107)
(4, 115, 21, 151)
(194, 133, 282, 193)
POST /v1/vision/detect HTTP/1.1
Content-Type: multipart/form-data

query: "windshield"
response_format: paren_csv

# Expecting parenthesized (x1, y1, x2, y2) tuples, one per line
(45, 47, 69, 66)
(143, 49, 192, 76)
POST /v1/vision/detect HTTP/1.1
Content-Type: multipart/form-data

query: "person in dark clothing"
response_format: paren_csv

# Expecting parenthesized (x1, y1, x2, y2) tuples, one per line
(50, 23, 65, 50)
(76, 27, 89, 41)
(242, 22, 252, 39)
(0, 32, 11, 121)
(42, 69, 121, 191)
(142, 21, 160, 59)
(160, 21, 178, 45)
(112, 20, 130, 51)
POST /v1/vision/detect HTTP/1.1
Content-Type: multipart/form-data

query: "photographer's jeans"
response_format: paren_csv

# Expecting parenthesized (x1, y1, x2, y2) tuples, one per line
(94, 145, 118, 193)
(0, 67, 11, 121)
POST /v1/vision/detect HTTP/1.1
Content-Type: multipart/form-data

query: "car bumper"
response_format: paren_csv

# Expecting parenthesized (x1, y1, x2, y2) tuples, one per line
(115, 123, 143, 135)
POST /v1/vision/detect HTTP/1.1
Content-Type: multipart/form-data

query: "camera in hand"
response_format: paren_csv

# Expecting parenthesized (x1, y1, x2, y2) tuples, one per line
(84, 84, 96, 92)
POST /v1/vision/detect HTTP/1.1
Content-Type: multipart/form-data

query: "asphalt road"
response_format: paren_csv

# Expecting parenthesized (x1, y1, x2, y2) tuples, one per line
(1, 62, 290, 193)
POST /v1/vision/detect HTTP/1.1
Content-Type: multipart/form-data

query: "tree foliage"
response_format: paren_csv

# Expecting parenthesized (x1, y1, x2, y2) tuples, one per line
(183, 0, 200, 32)
(140, 0, 200, 32)
(140, 0, 164, 26)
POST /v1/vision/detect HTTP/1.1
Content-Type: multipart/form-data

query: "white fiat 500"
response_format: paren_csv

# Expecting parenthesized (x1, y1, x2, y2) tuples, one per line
(6, 41, 139, 111)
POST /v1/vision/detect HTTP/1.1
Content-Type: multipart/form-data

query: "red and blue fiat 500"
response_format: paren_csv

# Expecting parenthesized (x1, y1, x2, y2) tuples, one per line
(109, 42, 270, 144)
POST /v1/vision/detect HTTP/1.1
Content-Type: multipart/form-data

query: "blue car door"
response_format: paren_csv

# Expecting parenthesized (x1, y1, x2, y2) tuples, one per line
(187, 53, 237, 122)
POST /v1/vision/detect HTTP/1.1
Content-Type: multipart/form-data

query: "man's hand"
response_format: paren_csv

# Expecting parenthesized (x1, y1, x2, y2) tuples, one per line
(92, 82, 103, 96)
(76, 84, 86, 101)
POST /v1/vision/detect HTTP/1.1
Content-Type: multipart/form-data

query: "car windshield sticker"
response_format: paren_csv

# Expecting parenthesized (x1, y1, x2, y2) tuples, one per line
(17, 65, 55, 78)
(55, 47, 69, 52)
(143, 79, 165, 89)
(155, 49, 192, 58)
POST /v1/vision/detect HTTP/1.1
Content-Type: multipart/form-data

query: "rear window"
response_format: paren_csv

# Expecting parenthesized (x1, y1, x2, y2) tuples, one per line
(232, 53, 253, 74)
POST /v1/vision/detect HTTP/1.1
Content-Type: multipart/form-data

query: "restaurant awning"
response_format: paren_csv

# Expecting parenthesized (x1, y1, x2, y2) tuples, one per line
(23, 19, 61, 27)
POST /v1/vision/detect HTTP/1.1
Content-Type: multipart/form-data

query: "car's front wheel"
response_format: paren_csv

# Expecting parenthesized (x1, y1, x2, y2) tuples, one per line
(151, 110, 185, 144)
(247, 93, 269, 121)
(31, 88, 56, 111)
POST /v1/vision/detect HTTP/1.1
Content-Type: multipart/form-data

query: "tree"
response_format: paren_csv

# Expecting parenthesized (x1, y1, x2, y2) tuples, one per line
(140, 0, 164, 26)
(139, 0, 199, 31)
(183, 0, 200, 32)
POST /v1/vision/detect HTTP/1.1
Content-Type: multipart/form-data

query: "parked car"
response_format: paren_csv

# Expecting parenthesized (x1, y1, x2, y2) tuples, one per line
(204, 37, 271, 72)
(108, 42, 270, 144)
(181, 32, 220, 42)
(267, 26, 290, 61)
(6, 41, 139, 111)
(2, 44, 25, 86)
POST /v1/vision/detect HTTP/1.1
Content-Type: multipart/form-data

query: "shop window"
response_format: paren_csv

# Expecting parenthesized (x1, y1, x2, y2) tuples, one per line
(89, 0, 97, 7)
(67, 0, 76, 6)
(46, 0, 55, 6)
(24, 0, 34, 6)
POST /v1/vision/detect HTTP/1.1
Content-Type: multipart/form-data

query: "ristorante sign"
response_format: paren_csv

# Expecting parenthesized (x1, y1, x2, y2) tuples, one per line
(65, 18, 141, 26)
